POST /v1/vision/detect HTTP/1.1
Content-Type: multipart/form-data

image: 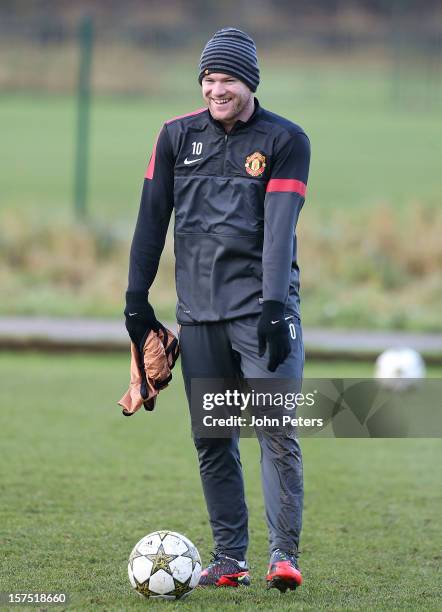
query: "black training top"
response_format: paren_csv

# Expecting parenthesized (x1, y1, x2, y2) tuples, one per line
(128, 99, 311, 324)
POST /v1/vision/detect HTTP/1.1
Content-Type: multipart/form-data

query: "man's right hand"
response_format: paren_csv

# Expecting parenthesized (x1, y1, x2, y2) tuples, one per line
(124, 291, 161, 350)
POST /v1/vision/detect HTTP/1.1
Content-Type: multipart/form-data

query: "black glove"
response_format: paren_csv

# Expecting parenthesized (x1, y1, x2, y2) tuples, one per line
(257, 300, 292, 372)
(124, 291, 161, 350)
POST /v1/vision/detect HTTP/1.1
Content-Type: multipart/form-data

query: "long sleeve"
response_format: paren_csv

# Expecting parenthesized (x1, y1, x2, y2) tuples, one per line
(127, 125, 175, 294)
(262, 130, 311, 304)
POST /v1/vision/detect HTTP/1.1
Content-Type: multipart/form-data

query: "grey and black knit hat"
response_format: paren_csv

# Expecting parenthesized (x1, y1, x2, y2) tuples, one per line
(198, 27, 260, 92)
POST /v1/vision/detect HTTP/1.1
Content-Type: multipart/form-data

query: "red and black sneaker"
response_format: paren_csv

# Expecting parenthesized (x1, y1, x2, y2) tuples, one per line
(266, 549, 303, 592)
(198, 553, 251, 587)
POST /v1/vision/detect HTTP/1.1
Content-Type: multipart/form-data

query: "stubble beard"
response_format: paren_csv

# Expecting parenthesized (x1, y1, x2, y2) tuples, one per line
(209, 93, 248, 124)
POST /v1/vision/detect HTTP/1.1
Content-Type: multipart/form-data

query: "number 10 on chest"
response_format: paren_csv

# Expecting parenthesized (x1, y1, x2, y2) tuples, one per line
(192, 142, 203, 155)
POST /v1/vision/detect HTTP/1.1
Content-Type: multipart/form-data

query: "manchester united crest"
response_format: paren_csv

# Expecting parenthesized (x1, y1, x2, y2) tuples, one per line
(245, 151, 266, 177)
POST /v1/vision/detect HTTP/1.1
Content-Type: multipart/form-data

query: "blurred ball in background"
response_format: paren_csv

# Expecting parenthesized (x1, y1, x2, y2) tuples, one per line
(375, 348, 426, 392)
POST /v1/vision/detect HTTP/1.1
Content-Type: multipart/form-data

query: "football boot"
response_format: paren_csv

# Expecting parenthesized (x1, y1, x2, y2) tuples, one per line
(199, 552, 250, 587)
(266, 548, 302, 592)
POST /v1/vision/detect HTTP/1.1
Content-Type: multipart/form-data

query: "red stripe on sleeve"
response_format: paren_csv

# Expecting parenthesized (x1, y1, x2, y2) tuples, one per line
(144, 108, 206, 180)
(266, 179, 307, 197)
(144, 135, 158, 180)
(165, 107, 206, 124)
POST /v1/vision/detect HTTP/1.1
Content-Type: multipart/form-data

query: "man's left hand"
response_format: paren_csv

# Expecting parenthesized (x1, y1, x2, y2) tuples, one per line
(257, 300, 292, 372)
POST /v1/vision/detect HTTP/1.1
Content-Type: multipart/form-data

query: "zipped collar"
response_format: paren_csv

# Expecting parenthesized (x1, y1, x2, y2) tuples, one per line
(207, 98, 262, 134)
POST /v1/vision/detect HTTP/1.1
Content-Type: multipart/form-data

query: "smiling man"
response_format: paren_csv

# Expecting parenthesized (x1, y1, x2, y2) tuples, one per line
(202, 73, 255, 130)
(124, 28, 310, 592)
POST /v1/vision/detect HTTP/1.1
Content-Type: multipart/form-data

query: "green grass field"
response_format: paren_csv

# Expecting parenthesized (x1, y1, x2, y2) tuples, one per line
(1, 63, 441, 221)
(1, 353, 441, 610)
(1, 62, 442, 330)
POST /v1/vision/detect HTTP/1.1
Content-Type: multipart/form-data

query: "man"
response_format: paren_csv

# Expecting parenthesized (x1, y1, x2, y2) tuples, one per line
(125, 27, 310, 592)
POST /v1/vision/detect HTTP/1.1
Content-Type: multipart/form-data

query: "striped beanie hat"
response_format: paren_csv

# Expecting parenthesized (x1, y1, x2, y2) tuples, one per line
(198, 27, 260, 92)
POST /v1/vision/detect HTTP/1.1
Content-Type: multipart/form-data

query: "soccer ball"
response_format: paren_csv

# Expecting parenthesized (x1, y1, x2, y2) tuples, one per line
(128, 530, 201, 600)
(374, 348, 426, 391)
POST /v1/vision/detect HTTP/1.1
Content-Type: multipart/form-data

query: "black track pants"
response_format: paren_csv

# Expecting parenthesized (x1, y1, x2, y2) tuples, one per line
(180, 314, 304, 560)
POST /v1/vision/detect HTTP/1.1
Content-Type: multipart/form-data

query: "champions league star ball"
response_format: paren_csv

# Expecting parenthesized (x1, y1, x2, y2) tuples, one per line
(128, 531, 201, 600)
(375, 348, 426, 391)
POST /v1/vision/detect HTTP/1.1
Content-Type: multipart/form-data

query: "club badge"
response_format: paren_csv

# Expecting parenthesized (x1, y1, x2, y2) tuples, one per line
(245, 151, 266, 177)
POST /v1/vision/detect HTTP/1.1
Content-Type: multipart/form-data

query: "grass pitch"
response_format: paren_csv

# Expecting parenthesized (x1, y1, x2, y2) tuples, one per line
(1, 352, 441, 610)
(1, 63, 441, 329)
(1, 64, 441, 221)
(2, 68, 442, 330)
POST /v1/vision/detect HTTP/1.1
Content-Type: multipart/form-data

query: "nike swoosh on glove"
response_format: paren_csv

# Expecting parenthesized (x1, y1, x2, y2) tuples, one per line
(257, 300, 292, 372)
(124, 291, 161, 352)
(118, 326, 180, 416)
